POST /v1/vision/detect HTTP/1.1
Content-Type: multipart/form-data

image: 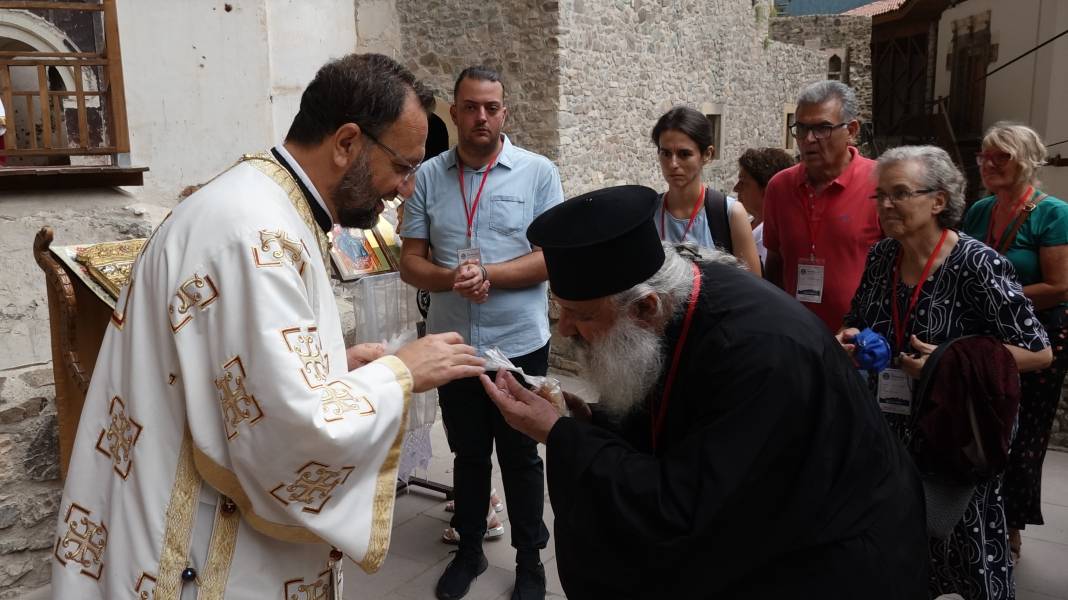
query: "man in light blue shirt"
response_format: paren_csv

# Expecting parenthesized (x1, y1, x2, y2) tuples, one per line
(399, 65, 563, 600)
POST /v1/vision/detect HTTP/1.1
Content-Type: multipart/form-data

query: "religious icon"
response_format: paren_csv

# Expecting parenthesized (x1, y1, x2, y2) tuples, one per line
(329, 224, 393, 281)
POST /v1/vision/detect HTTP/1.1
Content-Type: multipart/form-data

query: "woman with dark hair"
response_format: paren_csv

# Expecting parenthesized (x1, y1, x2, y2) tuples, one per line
(734, 147, 795, 264)
(651, 106, 761, 274)
(961, 122, 1068, 560)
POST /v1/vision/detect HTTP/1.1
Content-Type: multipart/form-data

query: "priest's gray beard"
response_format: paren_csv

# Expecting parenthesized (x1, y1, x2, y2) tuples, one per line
(575, 314, 666, 420)
(333, 149, 382, 229)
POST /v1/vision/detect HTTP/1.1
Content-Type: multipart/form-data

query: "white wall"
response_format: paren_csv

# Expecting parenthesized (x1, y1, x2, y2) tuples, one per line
(934, 0, 1068, 199)
(266, 0, 357, 142)
(115, 0, 357, 202)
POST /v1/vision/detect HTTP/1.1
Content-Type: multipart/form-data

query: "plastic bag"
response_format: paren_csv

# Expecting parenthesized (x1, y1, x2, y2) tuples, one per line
(484, 347, 566, 415)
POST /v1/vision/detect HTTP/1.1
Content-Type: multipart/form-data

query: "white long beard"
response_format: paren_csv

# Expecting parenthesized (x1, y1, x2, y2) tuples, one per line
(576, 315, 665, 420)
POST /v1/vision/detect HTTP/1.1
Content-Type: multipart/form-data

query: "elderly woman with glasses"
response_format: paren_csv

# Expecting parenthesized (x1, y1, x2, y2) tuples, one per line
(961, 122, 1068, 560)
(836, 145, 1051, 600)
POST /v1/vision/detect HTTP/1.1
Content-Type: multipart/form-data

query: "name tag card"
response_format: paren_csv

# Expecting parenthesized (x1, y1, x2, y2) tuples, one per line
(796, 257, 825, 304)
(457, 247, 482, 265)
(877, 368, 913, 415)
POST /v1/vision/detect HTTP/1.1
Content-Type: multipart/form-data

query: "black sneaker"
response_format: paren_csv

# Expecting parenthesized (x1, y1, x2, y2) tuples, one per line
(435, 549, 489, 600)
(511, 561, 546, 600)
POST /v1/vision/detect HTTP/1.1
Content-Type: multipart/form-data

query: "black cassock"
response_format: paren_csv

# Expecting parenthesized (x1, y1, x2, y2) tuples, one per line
(546, 261, 928, 599)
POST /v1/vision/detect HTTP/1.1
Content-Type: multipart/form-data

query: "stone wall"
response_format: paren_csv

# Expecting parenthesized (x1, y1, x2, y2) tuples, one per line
(556, 0, 826, 197)
(0, 191, 166, 598)
(768, 14, 873, 122)
(395, 0, 561, 162)
(0, 365, 62, 597)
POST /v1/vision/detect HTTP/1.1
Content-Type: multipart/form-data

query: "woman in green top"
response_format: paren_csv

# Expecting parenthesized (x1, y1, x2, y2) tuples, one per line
(962, 122, 1068, 560)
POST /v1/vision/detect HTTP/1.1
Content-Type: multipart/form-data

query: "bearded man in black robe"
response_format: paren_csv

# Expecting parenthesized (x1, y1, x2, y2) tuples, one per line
(481, 185, 928, 599)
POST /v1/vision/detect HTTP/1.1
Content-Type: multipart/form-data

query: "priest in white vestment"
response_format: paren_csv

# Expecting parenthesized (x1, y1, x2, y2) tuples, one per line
(51, 54, 484, 600)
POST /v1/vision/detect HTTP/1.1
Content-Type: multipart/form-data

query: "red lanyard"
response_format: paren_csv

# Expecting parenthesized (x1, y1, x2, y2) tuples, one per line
(652, 261, 702, 450)
(457, 151, 500, 240)
(985, 186, 1034, 253)
(659, 185, 706, 243)
(890, 229, 949, 352)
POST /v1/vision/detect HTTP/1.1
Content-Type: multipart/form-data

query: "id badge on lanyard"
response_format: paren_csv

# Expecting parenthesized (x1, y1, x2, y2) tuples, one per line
(458, 246, 482, 266)
(796, 256, 825, 304)
(877, 368, 913, 415)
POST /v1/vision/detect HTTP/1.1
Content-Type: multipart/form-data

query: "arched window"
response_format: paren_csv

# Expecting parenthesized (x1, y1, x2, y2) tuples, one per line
(828, 54, 843, 81)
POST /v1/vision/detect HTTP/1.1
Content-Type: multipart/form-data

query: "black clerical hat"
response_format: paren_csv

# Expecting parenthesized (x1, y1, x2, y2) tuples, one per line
(527, 185, 664, 301)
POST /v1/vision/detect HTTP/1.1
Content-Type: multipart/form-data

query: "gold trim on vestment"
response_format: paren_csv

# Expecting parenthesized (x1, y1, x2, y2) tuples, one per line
(238, 153, 331, 271)
(198, 499, 240, 600)
(155, 431, 202, 599)
(357, 355, 413, 573)
(375, 356, 413, 398)
(192, 447, 325, 544)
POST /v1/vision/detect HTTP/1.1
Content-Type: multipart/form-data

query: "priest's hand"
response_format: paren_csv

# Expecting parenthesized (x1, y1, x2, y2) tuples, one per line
(347, 342, 386, 370)
(898, 335, 936, 379)
(480, 370, 559, 444)
(394, 332, 486, 393)
(563, 390, 592, 422)
(454, 261, 491, 304)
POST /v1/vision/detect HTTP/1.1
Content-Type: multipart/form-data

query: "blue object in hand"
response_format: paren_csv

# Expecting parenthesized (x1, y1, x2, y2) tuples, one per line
(854, 328, 891, 373)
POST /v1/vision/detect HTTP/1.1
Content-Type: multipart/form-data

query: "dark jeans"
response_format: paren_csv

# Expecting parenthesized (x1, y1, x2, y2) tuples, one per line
(438, 343, 551, 561)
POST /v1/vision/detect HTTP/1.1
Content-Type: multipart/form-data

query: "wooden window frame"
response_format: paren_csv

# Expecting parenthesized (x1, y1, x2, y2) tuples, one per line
(0, 1, 131, 161)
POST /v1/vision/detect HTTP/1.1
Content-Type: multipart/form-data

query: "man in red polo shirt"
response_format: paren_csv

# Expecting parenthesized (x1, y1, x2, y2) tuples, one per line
(764, 80, 880, 332)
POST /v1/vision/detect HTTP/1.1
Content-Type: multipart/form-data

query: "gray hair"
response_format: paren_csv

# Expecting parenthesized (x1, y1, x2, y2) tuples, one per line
(982, 121, 1048, 187)
(797, 80, 859, 122)
(611, 243, 739, 320)
(877, 145, 967, 229)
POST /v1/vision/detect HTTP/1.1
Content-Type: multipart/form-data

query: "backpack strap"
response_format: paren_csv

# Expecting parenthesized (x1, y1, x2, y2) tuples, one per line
(703, 188, 732, 254)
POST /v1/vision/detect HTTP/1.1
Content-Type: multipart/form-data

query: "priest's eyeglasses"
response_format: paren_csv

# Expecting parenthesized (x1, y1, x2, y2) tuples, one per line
(869, 188, 937, 204)
(788, 122, 848, 140)
(363, 129, 422, 183)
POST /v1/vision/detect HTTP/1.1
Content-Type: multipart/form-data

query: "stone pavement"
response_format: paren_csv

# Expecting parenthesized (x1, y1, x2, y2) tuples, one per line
(343, 424, 1068, 600)
(23, 379, 1068, 599)
(1016, 449, 1068, 600)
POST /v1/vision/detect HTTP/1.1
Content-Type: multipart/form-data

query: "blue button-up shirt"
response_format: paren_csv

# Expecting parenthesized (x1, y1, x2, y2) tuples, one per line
(400, 135, 564, 358)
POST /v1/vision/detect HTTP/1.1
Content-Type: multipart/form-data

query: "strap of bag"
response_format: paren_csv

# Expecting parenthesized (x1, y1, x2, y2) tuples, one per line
(998, 192, 1048, 253)
(703, 188, 732, 254)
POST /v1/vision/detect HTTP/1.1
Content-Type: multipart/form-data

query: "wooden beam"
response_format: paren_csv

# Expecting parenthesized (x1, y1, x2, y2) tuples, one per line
(73, 65, 88, 150)
(0, 1, 104, 11)
(0, 59, 109, 67)
(102, 0, 129, 153)
(37, 64, 52, 149)
(0, 66, 14, 152)
(9, 90, 104, 98)
(0, 146, 118, 157)
(0, 166, 147, 189)
(25, 92, 36, 150)
(0, 51, 102, 58)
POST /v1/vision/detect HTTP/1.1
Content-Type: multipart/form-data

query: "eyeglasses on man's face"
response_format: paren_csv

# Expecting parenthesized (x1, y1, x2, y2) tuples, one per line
(975, 151, 1012, 168)
(361, 128, 422, 183)
(789, 121, 848, 140)
(869, 188, 938, 204)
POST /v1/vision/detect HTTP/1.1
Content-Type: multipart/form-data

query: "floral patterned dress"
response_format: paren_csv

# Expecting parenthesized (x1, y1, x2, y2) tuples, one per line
(844, 233, 1048, 600)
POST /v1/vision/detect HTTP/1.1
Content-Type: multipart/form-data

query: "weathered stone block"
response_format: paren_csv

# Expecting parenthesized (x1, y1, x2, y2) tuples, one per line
(0, 397, 47, 426)
(24, 416, 60, 482)
(16, 369, 53, 390)
(20, 489, 61, 529)
(0, 555, 33, 588)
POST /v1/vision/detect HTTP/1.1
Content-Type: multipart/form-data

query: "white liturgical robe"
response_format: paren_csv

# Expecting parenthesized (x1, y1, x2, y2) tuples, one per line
(51, 153, 412, 600)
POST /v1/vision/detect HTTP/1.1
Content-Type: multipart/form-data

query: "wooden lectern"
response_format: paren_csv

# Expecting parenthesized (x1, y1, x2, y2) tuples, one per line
(33, 227, 115, 478)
